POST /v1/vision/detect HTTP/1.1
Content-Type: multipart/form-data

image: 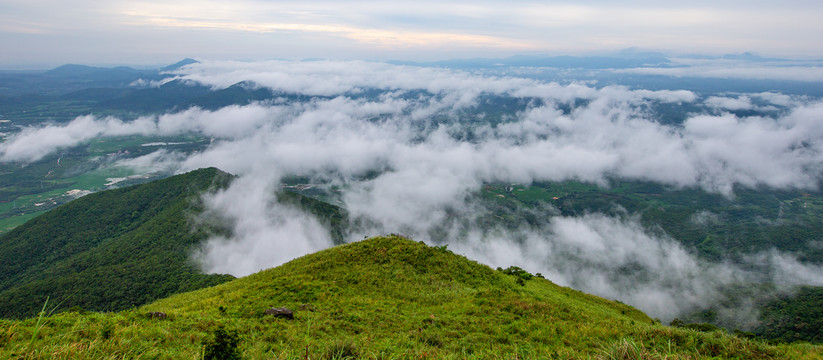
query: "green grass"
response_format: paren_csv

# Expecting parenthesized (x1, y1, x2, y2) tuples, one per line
(0, 167, 139, 235)
(1, 236, 820, 359)
(0, 210, 46, 234)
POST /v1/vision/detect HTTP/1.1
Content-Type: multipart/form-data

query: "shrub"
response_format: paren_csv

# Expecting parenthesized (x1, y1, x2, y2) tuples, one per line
(100, 320, 115, 340)
(203, 326, 242, 360)
(733, 329, 758, 340)
(500, 266, 534, 282)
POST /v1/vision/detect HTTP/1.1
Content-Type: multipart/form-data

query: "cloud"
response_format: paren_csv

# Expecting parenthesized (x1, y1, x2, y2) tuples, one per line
(113, 149, 188, 174)
(125, 13, 533, 50)
(0, 104, 279, 163)
(0, 115, 157, 162)
(191, 173, 335, 277)
(5, 61, 823, 197)
(448, 214, 746, 321)
(704, 95, 755, 111)
(164, 60, 543, 97)
(614, 61, 823, 82)
(5, 60, 823, 204)
(752, 92, 803, 107)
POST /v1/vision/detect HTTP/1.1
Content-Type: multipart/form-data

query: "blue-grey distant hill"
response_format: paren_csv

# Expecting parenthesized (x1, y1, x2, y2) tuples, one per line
(389, 54, 672, 69)
(0, 59, 189, 96)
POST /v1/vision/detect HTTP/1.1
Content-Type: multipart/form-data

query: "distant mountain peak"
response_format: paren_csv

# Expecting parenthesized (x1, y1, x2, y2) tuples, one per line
(43, 63, 142, 79)
(44, 64, 97, 76)
(722, 52, 772, 62)
(160, 58, 199, 72)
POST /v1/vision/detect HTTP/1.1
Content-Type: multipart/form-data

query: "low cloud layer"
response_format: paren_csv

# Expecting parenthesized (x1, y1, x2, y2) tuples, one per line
(614, 58, 823, 82)
(3, 60, 823, 323)
(192, 173, 334, 277)
(449, 213, 823, 324)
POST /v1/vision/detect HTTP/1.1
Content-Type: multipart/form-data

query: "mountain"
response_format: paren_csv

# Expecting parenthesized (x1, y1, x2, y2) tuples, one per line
(93, 79, 213, 113)
(0, 167, 351, 320)
(159, 58, 199, 72)
(0, 59, 182, 97)
(1, 235, 818, 358)
(0, 168, 236, 318)
(43, 64, 149, 82)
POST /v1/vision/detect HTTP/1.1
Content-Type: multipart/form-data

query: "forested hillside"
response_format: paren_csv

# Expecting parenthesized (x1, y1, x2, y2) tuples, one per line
(0, 168, 236, 318)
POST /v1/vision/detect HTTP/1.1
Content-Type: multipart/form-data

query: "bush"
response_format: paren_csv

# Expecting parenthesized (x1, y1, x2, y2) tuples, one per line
(203, 326, 242, 360)
(734, 329, 758, 340)
(500, 266, 534, 282)
(100, 320, 115, 340)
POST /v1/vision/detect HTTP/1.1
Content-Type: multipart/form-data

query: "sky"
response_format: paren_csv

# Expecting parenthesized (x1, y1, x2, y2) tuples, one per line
(2, 0, 823, 68)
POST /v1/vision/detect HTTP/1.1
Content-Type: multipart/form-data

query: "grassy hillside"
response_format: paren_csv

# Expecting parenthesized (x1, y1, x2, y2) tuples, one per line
(0, 168, 237, 319)
(1, 236, 820, 359)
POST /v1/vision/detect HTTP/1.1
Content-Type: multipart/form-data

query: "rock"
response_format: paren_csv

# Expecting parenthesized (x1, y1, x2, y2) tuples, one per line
(265, 307, 294, 319)
(147, 311, 167, 319)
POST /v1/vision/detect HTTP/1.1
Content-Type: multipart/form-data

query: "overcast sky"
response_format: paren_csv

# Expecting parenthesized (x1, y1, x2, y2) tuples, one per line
(2, 0, 823, 68)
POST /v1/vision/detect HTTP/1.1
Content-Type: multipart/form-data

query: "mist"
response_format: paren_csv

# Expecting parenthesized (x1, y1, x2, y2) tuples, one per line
(2, 60, 823, 324)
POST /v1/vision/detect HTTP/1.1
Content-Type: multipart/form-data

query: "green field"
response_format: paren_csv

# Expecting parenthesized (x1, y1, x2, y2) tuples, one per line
(0, 134, 210, 234)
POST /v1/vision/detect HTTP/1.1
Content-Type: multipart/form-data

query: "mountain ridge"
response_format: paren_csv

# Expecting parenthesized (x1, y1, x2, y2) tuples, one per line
(5, 235, 817, 359)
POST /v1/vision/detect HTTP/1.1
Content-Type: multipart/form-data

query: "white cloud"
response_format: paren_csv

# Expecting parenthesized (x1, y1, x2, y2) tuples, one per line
(113, 149, 188, 174)
(704, 95, 755, 111)
(615, 62, 823, 82)
(5, 61, 822, 194)
(449, 214, 745, 321)
(0, 115, 157, 162)
(191, 173, 334, 277)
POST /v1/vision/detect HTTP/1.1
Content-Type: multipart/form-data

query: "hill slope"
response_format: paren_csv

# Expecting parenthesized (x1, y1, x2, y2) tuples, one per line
(2, 236, 819, 359)
(0, 168, 237, 318)
(0, 167, 350, 320)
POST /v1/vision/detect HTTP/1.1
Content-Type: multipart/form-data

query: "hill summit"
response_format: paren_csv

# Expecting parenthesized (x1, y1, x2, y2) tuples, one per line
(3, 236, 815, 359)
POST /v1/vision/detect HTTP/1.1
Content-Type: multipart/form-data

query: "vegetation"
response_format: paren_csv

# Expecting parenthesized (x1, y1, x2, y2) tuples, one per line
(0, 168, 237, 318)
(482, 180, 823, 262)
(755, 286, 823, 344)
(276, 190, 348, 245)
(1, 235, 819, 359)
